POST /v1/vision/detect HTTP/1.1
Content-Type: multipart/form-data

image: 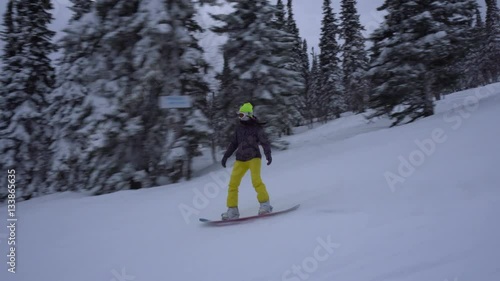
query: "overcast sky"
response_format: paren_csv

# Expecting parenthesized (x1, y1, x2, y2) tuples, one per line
(294, 0, 385, 52)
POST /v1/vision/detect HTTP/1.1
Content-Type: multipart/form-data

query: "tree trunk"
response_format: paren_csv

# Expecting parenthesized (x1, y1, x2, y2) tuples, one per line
(211, 137, 217, 164)
(186, 155, 192, 180)
(424, 73, 435, 117)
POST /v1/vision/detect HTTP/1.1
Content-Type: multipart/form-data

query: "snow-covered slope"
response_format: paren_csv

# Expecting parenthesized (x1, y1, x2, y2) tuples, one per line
(2, 83, 500, 281)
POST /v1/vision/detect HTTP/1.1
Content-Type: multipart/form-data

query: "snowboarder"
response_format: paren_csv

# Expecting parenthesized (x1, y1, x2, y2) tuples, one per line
(220, 102, 273, 220)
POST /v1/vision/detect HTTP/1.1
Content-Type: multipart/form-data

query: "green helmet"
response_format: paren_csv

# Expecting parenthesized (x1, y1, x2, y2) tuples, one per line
(239, 102, 253, 115)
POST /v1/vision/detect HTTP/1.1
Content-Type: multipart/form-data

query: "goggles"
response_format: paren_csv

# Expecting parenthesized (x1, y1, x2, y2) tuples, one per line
(238, 112, 253, 119)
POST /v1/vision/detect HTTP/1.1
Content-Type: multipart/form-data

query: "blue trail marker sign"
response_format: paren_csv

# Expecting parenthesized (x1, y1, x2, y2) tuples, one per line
(159, 96, 192, 109)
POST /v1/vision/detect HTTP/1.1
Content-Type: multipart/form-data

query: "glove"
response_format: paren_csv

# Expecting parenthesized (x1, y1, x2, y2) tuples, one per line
(221, 157, 227, 168)
(266, 155, 272, 166)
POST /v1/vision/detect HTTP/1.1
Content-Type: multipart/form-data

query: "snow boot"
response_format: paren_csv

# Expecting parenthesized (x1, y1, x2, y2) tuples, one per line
(221, 207, 240, 220)
(258, 201, 273, 215)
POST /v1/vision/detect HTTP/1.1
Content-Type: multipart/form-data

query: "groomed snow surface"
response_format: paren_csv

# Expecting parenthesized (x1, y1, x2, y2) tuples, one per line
(2, 83, 500, 281)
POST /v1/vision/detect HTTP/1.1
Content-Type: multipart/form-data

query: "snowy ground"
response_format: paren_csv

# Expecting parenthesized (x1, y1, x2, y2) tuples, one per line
(2, 83, 500, 281)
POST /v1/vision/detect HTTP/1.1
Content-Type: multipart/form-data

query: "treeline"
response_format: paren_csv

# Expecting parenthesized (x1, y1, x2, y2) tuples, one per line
(0, 0, 498, 201)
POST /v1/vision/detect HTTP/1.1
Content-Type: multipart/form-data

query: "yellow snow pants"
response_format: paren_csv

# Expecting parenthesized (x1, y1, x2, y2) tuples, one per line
(227, 158, 269, 208)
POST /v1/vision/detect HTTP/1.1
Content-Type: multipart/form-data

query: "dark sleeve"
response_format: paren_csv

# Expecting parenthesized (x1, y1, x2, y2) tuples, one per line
(257, 126, 271, 159)
(223, 130, 238, 159)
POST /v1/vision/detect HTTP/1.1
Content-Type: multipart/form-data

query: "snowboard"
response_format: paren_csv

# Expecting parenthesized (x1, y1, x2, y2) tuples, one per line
(199, 204, 300, 226)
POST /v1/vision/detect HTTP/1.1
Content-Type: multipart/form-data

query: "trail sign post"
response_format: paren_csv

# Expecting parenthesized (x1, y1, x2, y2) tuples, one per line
(159, 96, 192, 109)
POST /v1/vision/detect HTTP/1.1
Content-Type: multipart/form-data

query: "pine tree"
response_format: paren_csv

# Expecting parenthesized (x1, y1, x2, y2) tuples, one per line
(308, 48, 321, 125)
(206, 91, 219, 164)
(301, 39, 310, 83)
(211, 0, 302, 141)
(48, 0, 212, 194)
(270, 0, 304, 134)
(0, 0, 17, 114)
(282, 0, 304, 133)
(431, 0, 478, 95)
(485, 0, 499, 29)
(340, 0, 369, 113)
(460, 4, 488, 88)
(125, 0, 211, 184)
(275, 0, 286, 28)
(286, 0, 299, 37)
(0, 0, 57, 199)
(476, 7, 484, 28)
(483, 0, 500, 82)
(284, 0, 311, 129)
(47, 0, 112, 192)
(69, 0, 93, 21)
(50, 0, 143, 194)
(318, 0, 343, 121)
(368, 0, 477, 126)
(286, 0, 305, 74)
(467, 0, 499, 86)
(214, 51, 240, 149)
(0, 0, 17, 201)
(174, 1, 212, 180)
(297, 39, 314, 126)
(1, 0, 16, 61)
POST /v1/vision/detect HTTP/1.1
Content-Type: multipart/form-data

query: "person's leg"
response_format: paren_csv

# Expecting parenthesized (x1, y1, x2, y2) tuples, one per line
(249, 158, 270, 203)
(227, 160, 249, 208)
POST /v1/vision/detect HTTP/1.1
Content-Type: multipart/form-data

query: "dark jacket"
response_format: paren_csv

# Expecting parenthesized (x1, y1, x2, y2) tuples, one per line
(223, 117, 272, 162)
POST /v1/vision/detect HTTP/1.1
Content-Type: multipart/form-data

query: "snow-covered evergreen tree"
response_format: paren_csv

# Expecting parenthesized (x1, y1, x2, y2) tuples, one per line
(286, 0, 305, 76)
(301, 39, 310, 86)
(431, 0, 477, 95)
(483, 0, 500, 82)
(47, 1, 110, 192)
(318, 0, 344, 120)
(0, 0, 56, 199)
(214, 51, 240, 149)
(458, 6, 486, 89)
(340, 0, 369, 113)
(211, 0, 302, 141)
(69, 0, 93, 21)
(485, 0, 499, 29)
(206, 91, 219, 164)
(285, 0, 312, 126)
(286, 0, 299, 38)
(275, 0, 286, 29)
(297, 39, 315, 126)
(0, 0, 16, 102)
(280, 0, 304, 133)
(308, 48, 322, 124)
(466, 0, 500, 86)
(173, 2, 213, 180)
(48, 0, 212, 194)
(476, 7, 484, 28)
(1, 0, 15, 61)
(368, 0, 477, 126)
(458, 3, 487, 88)
(0, 0, 16, 201)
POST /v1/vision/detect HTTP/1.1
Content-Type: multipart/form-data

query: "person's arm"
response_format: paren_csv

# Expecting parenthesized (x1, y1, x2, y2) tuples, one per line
(221, 131, 238, 167)
(257, 127, 272, 164)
